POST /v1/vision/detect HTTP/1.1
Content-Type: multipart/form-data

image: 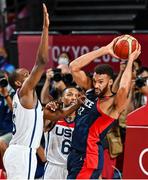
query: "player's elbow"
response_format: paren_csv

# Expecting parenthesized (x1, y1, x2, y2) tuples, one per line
(37, 55, 48, 66)
(69, 61, 80, 72)
(40, 95, 50, 105)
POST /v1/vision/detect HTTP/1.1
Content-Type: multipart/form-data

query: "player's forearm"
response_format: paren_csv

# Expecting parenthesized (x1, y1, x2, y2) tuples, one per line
(119, 60, 133, 94)
(41, 79, 53, 104)
(44, 103, 80, 122)
(69, 47, 107, 72)
(62, 103, 81, 117)
(36, 27, 49, 66)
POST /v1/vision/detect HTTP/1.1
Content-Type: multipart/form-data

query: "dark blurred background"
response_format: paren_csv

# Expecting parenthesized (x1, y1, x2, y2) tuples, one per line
(1, 0, 148, 33)
(0, 0, 148, 67)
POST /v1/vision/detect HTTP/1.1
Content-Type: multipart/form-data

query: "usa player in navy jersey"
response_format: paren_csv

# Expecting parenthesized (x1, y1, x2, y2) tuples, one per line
(67, 38, 141, 179)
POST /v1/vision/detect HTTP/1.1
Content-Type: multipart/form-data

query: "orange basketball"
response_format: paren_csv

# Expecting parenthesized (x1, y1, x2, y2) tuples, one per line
(113, 35, 138, 60)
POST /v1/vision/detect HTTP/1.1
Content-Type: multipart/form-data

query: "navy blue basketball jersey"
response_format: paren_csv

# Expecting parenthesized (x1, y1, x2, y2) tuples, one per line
(76, 89, 97, 118)
(68, 92, 116, 179)
(71, 96, 115, 169)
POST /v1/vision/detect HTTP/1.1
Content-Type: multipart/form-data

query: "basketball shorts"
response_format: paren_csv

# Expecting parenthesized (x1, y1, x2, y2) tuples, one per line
(43, 161, 68, 179)
(3, 144, 37, 179)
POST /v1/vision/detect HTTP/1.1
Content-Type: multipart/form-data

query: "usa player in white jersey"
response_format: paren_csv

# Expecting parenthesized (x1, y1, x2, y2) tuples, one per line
(3, 4, 50, 179)
(43, 87, 79, 179)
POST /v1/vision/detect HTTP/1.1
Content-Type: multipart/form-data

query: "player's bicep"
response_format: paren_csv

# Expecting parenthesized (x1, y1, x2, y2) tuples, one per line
(71, 70, 92, 90)
(114, 87, 128, 113)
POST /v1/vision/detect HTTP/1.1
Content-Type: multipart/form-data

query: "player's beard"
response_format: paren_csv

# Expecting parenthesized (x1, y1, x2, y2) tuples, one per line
(95, 84, 108, 98)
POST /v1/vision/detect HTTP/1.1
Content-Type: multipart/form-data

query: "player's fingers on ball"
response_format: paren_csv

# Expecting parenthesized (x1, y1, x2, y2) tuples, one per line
(138, 43, 141, 52)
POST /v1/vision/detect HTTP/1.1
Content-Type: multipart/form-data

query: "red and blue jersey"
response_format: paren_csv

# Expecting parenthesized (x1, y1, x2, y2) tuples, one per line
(67, 89, 115, 179)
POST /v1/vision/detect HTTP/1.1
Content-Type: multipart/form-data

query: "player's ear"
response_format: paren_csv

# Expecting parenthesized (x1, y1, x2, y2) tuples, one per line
(15, 80, 22, 88)
(109, 79, 113, 86)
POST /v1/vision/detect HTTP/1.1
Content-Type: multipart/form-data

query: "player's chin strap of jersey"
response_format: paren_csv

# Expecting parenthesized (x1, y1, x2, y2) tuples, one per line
(99, 92, 116, 101)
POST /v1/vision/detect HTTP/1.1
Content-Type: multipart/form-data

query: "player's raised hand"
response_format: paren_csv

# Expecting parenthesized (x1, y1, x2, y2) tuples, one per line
(43, 3, 50, 28)
(106, 36, 124, 59)
(128, 43, 141, 62)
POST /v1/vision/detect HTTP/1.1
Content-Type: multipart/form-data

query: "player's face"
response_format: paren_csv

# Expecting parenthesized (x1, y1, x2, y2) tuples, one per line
(62, 88, 79, 107)
(93, 73, 112, 97)
(17, 68, 30, 83)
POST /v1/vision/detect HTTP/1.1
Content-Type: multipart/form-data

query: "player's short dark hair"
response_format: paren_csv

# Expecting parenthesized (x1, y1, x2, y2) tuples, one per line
(8, 71, 18, 90)
(94, 64, 114, 79)
(62, 86, 79, 96)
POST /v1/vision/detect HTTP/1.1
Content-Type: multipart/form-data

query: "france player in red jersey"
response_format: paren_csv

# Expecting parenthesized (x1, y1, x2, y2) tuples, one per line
(67, 37, 141, 179)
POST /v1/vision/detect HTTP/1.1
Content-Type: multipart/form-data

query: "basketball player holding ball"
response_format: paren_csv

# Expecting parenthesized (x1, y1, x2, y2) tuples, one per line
(67, 36, 141, 179)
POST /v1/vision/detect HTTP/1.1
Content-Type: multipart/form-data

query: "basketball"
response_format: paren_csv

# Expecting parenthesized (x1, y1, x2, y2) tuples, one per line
(113, 35, 139, 60)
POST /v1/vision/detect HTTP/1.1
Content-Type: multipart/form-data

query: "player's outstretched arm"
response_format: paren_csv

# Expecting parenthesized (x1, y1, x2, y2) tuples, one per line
(114, 44, 141, 113)
(43, 96, 84, 122)
(21, 4, 49, 94)
(43, 102, 80, 122)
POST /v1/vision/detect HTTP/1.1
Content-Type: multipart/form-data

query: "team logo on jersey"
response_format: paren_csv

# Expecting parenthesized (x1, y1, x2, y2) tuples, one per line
(84, 98, 94, 108)
(55, 126, 72, 138)
(77, 98, 94, 115)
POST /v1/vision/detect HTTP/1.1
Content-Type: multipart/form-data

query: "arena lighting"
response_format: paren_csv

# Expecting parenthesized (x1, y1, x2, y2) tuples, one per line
(71, 30, 119, 35)
(13, 31, 60, 35)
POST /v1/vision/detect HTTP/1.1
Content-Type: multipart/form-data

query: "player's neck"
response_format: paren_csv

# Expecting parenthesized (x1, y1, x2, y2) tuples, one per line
(100, 91, 115, 100)
(104, 89, 113, 97)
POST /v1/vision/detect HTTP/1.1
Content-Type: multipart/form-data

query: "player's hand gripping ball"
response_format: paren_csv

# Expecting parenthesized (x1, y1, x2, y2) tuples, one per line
(113, 34, 139, 60)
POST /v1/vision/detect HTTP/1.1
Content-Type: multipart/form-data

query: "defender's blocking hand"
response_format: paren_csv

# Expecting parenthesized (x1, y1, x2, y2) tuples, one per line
(43, 3, 50, 28)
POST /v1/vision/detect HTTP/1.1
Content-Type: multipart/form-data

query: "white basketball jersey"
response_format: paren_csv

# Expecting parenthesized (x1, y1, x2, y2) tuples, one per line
(45, 119, 75, 165)
(10, 92, 43, 149)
